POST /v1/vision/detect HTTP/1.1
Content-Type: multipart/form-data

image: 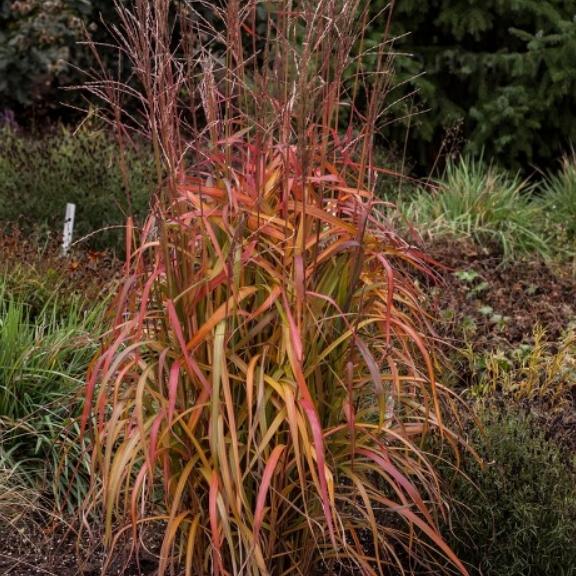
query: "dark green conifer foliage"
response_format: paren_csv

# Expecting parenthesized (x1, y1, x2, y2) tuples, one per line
(370, 0, 576, 170)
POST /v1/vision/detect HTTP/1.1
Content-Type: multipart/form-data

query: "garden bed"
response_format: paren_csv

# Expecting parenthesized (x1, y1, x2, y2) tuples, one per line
(1, 232, 575, 575)
(430, 238, 576, 348)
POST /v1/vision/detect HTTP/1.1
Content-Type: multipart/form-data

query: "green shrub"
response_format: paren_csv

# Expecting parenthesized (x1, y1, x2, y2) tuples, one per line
(0, 0, 120, 117)
(445, 407, 576, 576)
(396, 156, 548, 257)
(0, 0, 88, 109)
(0, 126, 154, 250)
(367, 0, 576, 171)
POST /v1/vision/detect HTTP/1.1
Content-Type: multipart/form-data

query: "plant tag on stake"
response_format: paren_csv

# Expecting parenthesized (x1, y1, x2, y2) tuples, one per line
(61, 202, 76, 256)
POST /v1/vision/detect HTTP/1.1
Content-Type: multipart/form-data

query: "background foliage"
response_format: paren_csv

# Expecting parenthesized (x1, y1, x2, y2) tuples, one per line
(0, 126, 153, 250)
(368, 0, 576, 170)
(2, 0, 576, 172)
(0, 0, 117, 119)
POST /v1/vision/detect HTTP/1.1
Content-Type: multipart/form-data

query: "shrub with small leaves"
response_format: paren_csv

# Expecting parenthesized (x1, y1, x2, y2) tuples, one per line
(0, 0, 122, 118)
(444, 407, 576, 576)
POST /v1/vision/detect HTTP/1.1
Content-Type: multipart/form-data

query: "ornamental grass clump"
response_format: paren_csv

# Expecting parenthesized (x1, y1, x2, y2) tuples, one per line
(81, 1, 468, 574)
(540, 155, 576, 245)
(0, 282, 104, 511)
(396, 156, 548, 257)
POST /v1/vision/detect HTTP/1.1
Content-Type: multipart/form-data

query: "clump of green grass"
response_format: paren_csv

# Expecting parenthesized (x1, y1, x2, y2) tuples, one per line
(397, 157, 548, 257)
(540, 155, 576, 246)
(444, 407, 576, 576)
(0, 281, 106, 511)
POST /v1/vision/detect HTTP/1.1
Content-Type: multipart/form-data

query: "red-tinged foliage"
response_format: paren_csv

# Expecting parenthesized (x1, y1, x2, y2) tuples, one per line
(80, 1, 470, 574)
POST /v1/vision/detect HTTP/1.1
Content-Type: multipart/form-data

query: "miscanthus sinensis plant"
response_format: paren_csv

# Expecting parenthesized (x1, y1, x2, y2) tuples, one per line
(80, 1, 470, 574)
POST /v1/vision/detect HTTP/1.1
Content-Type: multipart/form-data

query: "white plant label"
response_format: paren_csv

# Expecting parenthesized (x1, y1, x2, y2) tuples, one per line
(61, 202, 76, 256)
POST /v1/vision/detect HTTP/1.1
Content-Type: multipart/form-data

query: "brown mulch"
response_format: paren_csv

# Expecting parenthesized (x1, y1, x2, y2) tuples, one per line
(426, 238, 576, 451)
(0, 519, 161, 576)
(0, 227, 123, 307)
(428, 238, 576, 350)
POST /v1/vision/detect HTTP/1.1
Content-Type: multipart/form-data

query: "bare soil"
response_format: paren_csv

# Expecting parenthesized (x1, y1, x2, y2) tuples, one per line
(428, 239, 576, 349)
(0, 520, 160, 576)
